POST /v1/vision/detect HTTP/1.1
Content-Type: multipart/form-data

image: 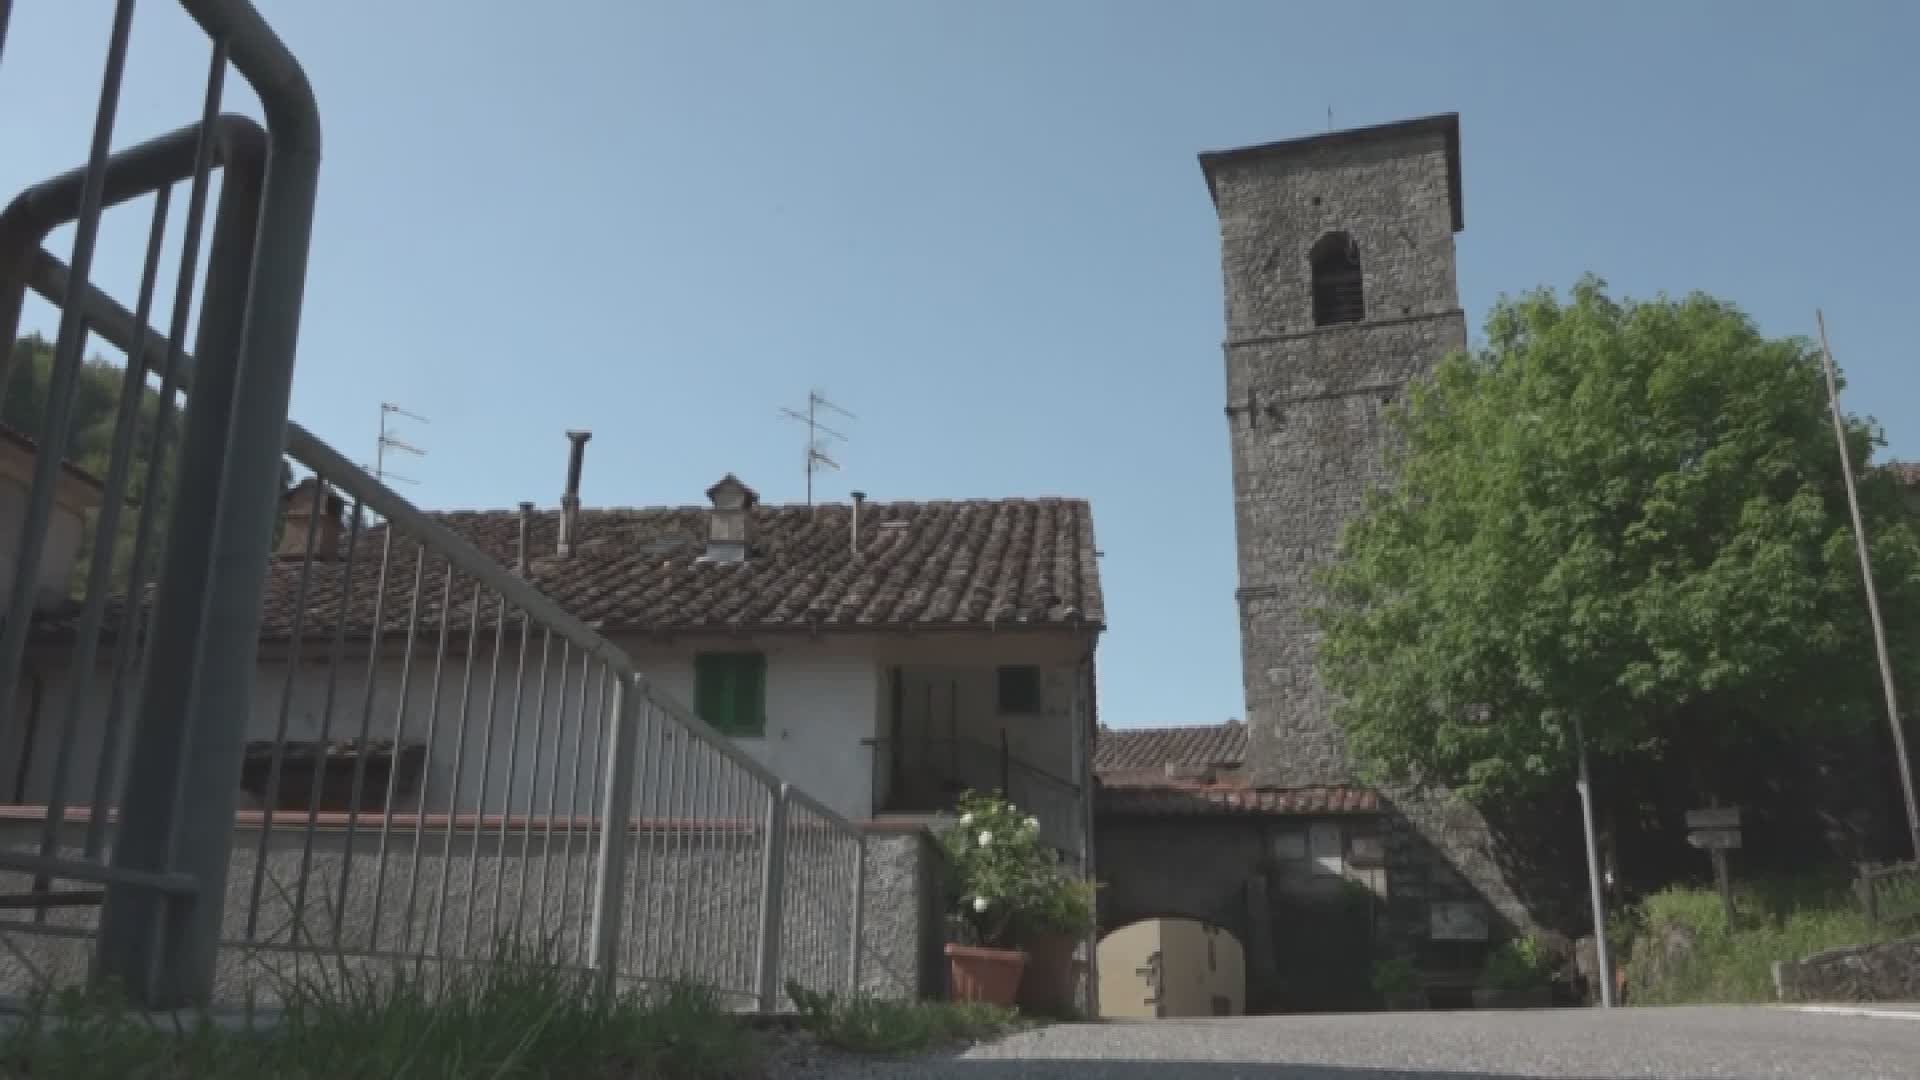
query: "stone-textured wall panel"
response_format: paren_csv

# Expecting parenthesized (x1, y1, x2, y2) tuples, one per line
(1773, 937, 1920, 1002)
(0, 822, 938, 1007)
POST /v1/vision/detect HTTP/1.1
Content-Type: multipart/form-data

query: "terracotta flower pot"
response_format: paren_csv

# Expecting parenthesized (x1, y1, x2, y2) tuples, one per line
(1017, 933, 1081, 1016)
(946, 943, 1028, 1006)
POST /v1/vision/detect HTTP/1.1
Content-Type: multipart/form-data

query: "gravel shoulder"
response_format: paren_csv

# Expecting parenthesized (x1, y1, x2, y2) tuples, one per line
(765, 1006, 1920, 1080)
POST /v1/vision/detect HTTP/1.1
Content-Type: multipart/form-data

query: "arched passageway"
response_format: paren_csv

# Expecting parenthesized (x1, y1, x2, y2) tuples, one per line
(1097, 917, 1246, 1019)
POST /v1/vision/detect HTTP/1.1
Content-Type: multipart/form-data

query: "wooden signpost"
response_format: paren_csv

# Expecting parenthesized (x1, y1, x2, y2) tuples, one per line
(1685, 807, 1742, 924)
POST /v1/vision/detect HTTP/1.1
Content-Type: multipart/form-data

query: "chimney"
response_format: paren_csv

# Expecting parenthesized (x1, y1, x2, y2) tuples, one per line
(850, 490, 866, 554)
(558, 430, 590, 557)
(517, 501, 534, 575)
(278, 476, 345, 561)
(702, 473, 759, 563)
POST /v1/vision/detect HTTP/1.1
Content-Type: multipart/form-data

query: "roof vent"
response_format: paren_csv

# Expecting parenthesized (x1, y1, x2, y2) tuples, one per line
(701, 473, 759, 564)
(278, 476, 345, 562)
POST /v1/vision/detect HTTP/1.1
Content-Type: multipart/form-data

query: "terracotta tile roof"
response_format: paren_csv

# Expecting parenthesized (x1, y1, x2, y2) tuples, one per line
(1092, 720, 1375, 818)
(1888, 462, 1920, 489)
(1094, 721, 1246, 773)
(1098, 782, 1377, 817)
(43, 496, 1105, 641)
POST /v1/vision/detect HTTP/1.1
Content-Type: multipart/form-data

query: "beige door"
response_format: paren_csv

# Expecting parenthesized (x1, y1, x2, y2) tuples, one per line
(1097, 918, 1246, 1019)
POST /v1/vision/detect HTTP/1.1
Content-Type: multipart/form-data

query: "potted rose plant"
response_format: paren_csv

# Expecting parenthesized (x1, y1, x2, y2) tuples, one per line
(941, 792, 1095, 1008)
(1018, 861, 1099, 1017)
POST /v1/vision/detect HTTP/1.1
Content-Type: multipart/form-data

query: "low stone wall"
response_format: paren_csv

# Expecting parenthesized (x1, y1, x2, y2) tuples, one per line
(1772, 937, 1920, 1002)
(0, 817, 941, 1008)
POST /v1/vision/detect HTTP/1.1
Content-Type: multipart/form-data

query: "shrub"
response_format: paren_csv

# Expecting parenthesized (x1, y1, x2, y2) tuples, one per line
(1624, 874, 1904, 1005)
(1371, 957, 1419, 995)
(788, 981, 1020, 1055)
(1483, 936, 1555, 991)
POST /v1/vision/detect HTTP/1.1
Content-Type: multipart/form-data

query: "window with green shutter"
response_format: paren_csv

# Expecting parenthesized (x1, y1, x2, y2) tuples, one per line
(694, 652, 767, 737)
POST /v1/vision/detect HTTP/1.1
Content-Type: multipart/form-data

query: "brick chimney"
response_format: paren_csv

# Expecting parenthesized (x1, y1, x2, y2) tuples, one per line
(702, 474, 758, 563)
(279, 476, 345, 560)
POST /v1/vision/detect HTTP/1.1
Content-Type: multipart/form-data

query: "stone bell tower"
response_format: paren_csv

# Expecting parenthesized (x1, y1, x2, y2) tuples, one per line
(1202, 114, 1467, 789)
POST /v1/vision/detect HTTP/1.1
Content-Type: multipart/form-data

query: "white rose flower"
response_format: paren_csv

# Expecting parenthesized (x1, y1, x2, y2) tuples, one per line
(1025, 816, 1040, 831)
(977, 830, 993, 847)
(972, 895, 991, 913)
(959, 812, 974, 826)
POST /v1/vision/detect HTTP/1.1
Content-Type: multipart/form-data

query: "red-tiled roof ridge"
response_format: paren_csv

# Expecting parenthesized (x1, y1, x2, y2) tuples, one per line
(38, 492, 1105, 642)
(1098, 783, 1377, 817)
(1094, 719, 1246, 773)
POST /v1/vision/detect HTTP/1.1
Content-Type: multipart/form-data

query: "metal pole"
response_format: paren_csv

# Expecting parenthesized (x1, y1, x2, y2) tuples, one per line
(1818, 311, 1920, 862)
(847, 833, 865, 994)
(588, 672, 641, 997)
(1574, 712, 1614, 1008)
(754, 784, 790, 1012)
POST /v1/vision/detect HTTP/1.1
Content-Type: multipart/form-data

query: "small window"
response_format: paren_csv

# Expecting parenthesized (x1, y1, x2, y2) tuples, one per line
(996, 665, 1042, 714)
(695, 652, 767, 736)
(1309, 230, 1364, 326)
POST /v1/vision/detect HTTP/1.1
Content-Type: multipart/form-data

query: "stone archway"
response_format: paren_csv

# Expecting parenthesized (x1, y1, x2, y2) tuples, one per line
(1097, 917, 1246, 1019)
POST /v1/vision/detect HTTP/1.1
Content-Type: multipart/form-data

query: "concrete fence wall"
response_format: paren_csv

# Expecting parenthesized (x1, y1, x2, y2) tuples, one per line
(0, 818, 942, 1009)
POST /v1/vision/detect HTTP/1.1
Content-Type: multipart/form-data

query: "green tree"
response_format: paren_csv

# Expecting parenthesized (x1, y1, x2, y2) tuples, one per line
(1314, 278, 1920, 802)
(4, 333, 177, 598)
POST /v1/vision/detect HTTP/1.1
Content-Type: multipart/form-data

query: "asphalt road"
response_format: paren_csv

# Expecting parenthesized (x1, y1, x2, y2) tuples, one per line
(807, 1006, 1920, 1080)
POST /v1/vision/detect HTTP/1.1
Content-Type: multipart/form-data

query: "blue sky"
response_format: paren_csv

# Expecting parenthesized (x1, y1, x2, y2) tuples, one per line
(3, 1, 1914, 731)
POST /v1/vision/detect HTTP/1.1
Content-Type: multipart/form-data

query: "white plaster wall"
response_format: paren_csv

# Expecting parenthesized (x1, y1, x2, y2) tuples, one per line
(9, 628, 1104, 847)
(611, 635, 882, 824)
(8, 633, 883, 828)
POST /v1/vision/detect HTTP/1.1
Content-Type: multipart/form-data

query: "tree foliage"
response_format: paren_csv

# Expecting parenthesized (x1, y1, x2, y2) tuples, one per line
(1314, 278, 1920, 801)
(3, 333, 177, 597)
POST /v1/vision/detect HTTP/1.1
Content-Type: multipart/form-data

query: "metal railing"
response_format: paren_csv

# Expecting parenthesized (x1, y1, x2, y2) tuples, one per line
(1856, 860, 1920, 928)
(871, 734, 1083, 855)
(0, 0, 320, 1009)
(0, 0, 867, 1012)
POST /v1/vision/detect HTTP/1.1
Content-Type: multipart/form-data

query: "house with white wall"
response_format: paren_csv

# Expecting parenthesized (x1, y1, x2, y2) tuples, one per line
(0, 425, 101, 618)
(13, 446, 1105, 861)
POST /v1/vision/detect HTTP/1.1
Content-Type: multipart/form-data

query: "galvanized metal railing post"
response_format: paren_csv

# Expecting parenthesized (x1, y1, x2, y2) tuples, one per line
(588, 671, 642, 997)
(754, 783, 790, 1012)
(97, 0, 323, 1010)
(847, 833, 865, 994)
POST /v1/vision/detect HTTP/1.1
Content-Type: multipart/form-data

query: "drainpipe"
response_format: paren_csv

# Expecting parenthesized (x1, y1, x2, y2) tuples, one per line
(517, 500, 534, 575)
(559, 430, 590, 557)
(850, 490, 866, 553)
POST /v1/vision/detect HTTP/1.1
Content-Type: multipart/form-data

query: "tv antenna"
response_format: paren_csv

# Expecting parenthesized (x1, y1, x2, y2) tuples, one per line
(779, 389, 854, 507)
(372, 401, 428, 487)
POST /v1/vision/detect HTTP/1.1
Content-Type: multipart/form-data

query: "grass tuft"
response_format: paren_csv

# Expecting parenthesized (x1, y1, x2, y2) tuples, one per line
(786, 979, 1022, 1055)
(0, 940, 758, 1079)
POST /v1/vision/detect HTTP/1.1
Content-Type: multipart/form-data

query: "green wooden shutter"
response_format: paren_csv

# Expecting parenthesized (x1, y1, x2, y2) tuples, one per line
(695, 653, 730, 732)
(739, 652, 767, 736)
(694, 652, 766, 736)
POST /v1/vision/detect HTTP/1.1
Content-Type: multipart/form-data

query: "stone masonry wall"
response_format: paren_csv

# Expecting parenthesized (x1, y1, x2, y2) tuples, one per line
(1773, 936, 1920, 1002)
(1211, 123, 1466, 792)
(0, 820, 940, 1008)
(1208, 118, 1540, 960)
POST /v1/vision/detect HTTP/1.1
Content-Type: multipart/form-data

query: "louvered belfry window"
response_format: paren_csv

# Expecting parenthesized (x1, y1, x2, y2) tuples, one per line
(1310, 231, 1365, 326)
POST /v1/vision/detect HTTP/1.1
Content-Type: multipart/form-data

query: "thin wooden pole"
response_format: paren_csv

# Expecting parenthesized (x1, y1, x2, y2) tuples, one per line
(1817, 310, 1920, 862)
